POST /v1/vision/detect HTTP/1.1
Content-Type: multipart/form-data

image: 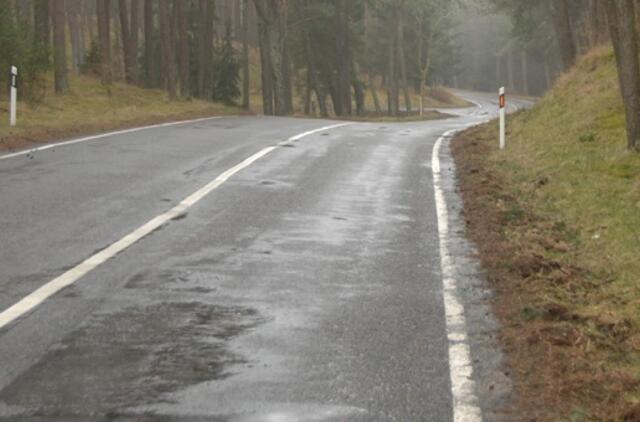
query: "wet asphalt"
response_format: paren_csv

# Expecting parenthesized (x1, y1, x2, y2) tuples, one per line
(0, 92, 529, 421)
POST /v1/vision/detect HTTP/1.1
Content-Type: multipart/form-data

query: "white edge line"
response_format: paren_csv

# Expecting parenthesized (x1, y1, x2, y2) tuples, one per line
(0, 122, 353, 329)
(432, 129, 483, 422)
(0, 115, 232, 161)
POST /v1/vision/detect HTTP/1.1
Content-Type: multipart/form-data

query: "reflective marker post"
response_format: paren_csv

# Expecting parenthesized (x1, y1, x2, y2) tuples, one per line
(9, 66, 17, 127)
(499, 86, 505, 149)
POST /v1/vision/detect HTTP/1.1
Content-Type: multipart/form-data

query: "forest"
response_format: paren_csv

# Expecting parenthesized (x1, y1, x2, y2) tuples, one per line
(0, 0, 639, 149)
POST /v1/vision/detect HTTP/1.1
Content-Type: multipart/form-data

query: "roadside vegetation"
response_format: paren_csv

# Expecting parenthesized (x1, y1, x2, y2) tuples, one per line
(453, 46, 640, 420)
(0, 0, 472, 152)
(0, 73, 240, 152)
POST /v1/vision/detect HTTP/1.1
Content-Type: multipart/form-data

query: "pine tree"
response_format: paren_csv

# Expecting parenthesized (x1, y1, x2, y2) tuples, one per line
(213, 26, 241, 104)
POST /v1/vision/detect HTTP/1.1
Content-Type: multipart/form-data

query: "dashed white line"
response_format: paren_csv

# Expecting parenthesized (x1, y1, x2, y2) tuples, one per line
(0, 122, 352, 329)
(432, 129, 483, 422)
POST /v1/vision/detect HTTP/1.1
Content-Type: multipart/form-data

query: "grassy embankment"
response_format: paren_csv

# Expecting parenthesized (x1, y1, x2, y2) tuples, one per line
(0, 74, 242, 153)
(453, 46, 640, 420)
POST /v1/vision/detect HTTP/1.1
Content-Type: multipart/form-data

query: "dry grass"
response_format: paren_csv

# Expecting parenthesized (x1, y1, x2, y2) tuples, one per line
(452, 46, 640, 420)
(0, 73, 242, 152)
(362, 84, 471, 112)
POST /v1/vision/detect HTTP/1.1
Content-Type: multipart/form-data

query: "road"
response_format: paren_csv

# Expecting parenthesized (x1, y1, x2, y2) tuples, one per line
(0, 92, 528, 421)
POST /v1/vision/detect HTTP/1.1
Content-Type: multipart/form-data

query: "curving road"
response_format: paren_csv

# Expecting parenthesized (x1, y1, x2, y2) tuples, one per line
(0, 92, 530, 421)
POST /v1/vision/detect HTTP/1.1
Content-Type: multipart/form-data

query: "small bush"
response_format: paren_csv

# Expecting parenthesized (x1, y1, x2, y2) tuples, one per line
(578, 131, 597, 143)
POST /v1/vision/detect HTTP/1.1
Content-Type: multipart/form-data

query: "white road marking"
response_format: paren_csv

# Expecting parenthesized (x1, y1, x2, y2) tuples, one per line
(0, 116, 230, 161)
(0, 123, 352, 329)
(432, 129, 483, 422)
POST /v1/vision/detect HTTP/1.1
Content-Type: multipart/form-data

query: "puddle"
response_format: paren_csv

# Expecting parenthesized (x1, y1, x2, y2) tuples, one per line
(0, 302, 262, 416)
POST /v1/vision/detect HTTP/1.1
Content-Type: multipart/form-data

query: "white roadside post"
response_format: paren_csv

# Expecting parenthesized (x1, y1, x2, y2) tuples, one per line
(9, 66, 17, 127)
(499, 86, 506, 149)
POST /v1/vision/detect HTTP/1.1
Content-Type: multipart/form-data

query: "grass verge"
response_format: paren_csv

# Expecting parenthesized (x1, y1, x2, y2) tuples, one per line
(452, 47, 640, 420)
(0, 74, 245, 153)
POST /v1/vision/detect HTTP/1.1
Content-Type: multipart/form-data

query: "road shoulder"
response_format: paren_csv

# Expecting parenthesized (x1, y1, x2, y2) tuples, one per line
(451, 123, 640, 420)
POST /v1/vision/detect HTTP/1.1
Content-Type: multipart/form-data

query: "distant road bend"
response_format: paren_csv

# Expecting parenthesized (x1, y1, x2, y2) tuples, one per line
(0, 92, 530, 421)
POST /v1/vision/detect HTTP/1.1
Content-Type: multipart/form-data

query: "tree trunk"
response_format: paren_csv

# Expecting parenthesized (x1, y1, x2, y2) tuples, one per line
(521, 51, 529, 95)
(417, 14, 425, 115)
(588, 0, 609, 45)
(253, 0, 288, 116)
(130, 0, 140, 84)
(144, 0, 155, 87)
(52, 0, 69, 94)
(258, 20, 274, 114)
(369, 73, 382, 114)
(97, 0, 112, 85)
(606, 0, 640, 151)
(397, 6, 411, 113)
(272, 1, 288, 116)
(67, 0, 82, 73)
(175, 0, 190, 98)
(198, 0, 214, 100)
(302, 13, 327, 117)
(352, 64, 365, 115)
(552, 0, 577, 71)
(241, 0, 250, 109)
(636, 0, 640, 35)
(364, 1, 380, 114)
(85, 0, 96, 44)
(544, 61, 552, 91)
(79, 1, 86, 63)
(282, 42, 293, 114)
(335, 0, 352, 116)
(387, 2, 400, 116)
(507, 51, 515, 92)
(34, 0, 50, 48)
(158, 0, 177, 100)
(304, 73, 312, 115)
(118, 0, 136, 84)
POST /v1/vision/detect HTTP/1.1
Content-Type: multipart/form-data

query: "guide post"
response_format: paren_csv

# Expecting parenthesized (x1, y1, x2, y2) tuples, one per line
(9, 66, 17, 127)
(499, 87, 506, 149)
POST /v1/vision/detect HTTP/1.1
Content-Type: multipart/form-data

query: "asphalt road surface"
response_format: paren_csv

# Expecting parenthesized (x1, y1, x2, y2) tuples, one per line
(0, 92, 529, 421)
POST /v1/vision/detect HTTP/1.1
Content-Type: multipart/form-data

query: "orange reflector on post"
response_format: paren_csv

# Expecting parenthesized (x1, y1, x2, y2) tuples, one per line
(499, 94, 506, 108)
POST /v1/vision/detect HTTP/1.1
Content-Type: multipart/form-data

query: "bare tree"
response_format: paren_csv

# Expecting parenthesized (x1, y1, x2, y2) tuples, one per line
(52, 0, 69, 94)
